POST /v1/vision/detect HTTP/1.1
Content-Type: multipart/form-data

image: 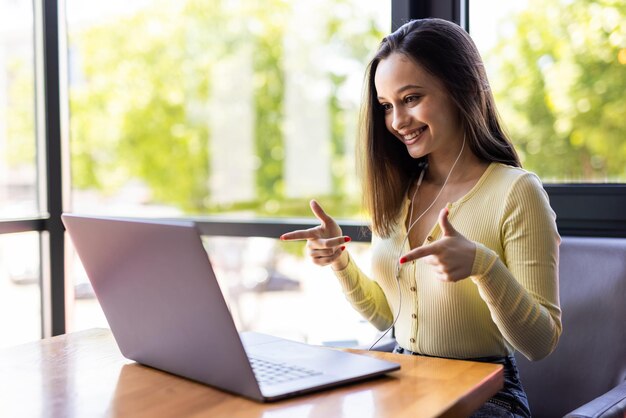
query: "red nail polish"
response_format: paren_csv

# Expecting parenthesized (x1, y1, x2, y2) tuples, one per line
(344, 237, 351, 242)
(399, 257, 407, 264)
(340, 246, 346, 251)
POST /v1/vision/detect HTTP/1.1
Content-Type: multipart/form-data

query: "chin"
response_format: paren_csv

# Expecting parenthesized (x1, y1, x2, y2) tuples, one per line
(406, 147, 427, 160)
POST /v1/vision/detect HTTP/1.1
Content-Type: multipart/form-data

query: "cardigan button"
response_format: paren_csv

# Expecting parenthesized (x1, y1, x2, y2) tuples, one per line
(426, 236, 433, 242)
(411, 313, 417, 319)
(410, 286, 416, 292)
(410, 338, 416, 343)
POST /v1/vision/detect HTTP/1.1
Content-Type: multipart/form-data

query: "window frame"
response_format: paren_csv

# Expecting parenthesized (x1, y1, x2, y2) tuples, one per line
(0, 0, 623, 338)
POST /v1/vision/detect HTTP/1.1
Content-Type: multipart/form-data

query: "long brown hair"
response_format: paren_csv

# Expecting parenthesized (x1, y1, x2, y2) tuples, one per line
(358, 18, 520, 237)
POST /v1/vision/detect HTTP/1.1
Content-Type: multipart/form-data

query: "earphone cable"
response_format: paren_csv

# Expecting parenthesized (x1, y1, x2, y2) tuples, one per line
(367, 135, 465, 351)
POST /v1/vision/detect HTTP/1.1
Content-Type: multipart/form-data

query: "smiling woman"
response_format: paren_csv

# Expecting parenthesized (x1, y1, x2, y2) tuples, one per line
(374, 53, 462, 160)
(281, 18, 561, 417)
(360, 19, 520, 238)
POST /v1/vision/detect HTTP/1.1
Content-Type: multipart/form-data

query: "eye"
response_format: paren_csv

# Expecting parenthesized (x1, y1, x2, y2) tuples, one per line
(379, 102, 392, 112)
(405, 95, 421, 104)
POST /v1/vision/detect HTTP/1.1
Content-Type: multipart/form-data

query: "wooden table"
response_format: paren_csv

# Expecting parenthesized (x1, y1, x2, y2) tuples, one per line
(0, 329, 503, 417)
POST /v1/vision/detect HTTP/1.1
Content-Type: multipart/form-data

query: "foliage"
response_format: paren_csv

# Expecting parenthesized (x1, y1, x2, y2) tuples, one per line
(5, 0, 626, 219)
(250, 1, 288, 204)
(70, 1, 217, 210)
(4, 59, 35, 167)
(67, 0, 384, 217)
(325, 1, 387, 198)
(489, 0, 626, 181)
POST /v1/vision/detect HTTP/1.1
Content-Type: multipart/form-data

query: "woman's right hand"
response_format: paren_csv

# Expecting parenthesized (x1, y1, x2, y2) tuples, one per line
(279, 200, 351, 270)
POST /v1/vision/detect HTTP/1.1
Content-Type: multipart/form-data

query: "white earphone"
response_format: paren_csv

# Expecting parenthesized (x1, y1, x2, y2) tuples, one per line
(368, 134, 466, 351)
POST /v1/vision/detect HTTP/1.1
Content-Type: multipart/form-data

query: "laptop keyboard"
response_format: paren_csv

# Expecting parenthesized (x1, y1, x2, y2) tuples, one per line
(249, 356, 323, 386)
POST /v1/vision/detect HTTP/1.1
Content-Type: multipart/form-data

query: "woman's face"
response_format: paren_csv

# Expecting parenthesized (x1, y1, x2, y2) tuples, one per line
(374, 52, 462, 160)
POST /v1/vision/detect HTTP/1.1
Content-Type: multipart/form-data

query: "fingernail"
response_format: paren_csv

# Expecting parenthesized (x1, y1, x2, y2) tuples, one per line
(399, 257, 407, 264)
(279, 235, 285, 240)
(340, 246, 346, 251)
(344, 236, 351, 242)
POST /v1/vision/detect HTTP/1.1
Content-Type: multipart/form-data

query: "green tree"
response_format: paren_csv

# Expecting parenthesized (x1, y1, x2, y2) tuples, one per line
(4, 58, 35, 167)
(489, 0, 626, 181)
(250, 1, 289, 205)
(325, 1, 386, 197)
(70, 0, 219, 211)
(70, 0, 293, 213)
(69, 0, 388, 216)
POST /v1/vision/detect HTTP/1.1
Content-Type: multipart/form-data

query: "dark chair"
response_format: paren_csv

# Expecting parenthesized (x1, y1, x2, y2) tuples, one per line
(374, 236, 626, 417)
(515, 236, 626, 418)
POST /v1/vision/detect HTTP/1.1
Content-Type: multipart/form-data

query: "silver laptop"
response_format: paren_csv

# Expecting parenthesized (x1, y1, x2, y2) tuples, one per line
(61, 214, 400, 402)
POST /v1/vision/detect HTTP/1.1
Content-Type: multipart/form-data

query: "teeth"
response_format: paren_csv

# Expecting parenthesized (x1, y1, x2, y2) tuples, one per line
(403, 126, 426, 141)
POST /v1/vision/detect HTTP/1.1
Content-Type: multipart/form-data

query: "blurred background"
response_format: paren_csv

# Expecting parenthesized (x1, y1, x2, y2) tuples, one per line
(1, 0, 625, 348)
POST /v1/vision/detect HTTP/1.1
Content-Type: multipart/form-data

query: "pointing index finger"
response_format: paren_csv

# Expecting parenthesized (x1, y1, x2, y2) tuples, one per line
(399, 242, 438, 264)
(280, 228, 318, 241)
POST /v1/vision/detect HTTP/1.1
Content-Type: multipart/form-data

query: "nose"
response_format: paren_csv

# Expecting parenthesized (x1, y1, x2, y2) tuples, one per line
(391, 107, 409, 132)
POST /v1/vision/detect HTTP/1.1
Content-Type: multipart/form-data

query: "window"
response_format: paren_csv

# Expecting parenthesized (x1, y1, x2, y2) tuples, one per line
(0, 0, 38, 218)
(66, 0, 389, 219)
(0, 232, 41, 348)
(470, 0, 626, 183)
(64, 0, 391, 344)
(0, 0, 42, 347)
(3, 0, 622, 345)
(202, 236, 375, 345)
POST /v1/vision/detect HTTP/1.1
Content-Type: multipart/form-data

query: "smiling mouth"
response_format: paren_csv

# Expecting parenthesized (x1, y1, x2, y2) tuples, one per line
(402, 126, 428, 143)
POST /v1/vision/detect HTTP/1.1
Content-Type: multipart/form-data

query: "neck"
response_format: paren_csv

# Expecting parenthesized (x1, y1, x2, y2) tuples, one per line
(424, 136, 468, 186)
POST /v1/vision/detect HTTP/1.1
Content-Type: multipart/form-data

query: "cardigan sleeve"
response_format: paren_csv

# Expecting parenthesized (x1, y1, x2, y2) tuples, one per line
(471, 173, 562, 361)
(333, 253, 394, 331)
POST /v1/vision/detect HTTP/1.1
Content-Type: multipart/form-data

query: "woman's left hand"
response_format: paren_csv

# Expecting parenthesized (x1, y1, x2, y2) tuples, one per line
(399, 207, 476, 282)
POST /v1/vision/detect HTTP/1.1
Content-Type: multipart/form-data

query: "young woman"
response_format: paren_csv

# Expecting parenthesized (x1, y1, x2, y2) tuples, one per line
(280, 18, 561, 417)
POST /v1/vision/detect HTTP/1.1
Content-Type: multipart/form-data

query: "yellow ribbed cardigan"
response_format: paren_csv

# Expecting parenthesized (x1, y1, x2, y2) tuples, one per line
(334, 163, 562, 361)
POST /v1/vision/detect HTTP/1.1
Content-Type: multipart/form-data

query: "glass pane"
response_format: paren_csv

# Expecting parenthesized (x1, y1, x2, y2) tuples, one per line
(0, 232, 41, 348)
(470, 0, 626, 182)
(65, 0, 390, 218)
(0, 0, 38, 218)
(203, 237, 378, 345)
(66, 239, 107, 332)
(69, 235, 380, 347)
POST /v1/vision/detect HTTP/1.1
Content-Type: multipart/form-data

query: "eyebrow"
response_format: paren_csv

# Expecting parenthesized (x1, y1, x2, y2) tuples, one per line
(377, 84, 424, 100)
(397, 84, 423, 93)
